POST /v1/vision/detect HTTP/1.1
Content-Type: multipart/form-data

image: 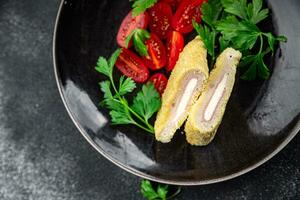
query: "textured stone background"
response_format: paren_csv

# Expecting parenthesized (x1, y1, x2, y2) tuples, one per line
(0, 0, 299, 199)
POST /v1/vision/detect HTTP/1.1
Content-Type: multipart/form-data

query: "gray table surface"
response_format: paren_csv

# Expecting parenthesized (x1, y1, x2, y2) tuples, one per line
(0, 0, 299, 199)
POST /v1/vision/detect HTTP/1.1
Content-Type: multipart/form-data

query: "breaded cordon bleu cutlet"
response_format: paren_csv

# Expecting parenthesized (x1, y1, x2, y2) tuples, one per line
(185, 48, 242, 146)
(155, 36, 209, 143)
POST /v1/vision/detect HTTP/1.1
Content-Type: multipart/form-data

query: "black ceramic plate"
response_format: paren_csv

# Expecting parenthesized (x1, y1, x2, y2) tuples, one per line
(53, 0, 300, 185)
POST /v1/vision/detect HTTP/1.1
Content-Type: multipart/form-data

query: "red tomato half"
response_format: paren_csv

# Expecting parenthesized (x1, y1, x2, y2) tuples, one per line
(171, 0, 205, 34)
(149, 73, 168, 95)
(148, 2, 173, 39)
(143, 33, 167, 70)
(116, 11, 149, 48)
(166, 31, 184, 72)
(115, 48, 149, 83)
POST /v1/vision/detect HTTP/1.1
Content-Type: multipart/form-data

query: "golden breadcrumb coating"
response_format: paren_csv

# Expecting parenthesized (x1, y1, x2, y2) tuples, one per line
(155, 36, 209, 143)
(185, 48, 242, 146)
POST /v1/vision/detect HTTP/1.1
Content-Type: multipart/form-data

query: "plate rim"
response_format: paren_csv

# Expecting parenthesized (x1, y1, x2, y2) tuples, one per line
(52, 0, 300, 186)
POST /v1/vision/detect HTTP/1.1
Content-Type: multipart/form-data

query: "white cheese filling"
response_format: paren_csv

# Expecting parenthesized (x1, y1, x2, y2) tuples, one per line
(204, 74, 228, 121)
(173, 78, 198, 120)
(161, 78, 198, 137)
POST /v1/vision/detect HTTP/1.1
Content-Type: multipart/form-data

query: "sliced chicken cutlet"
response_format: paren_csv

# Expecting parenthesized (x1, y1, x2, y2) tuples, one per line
(185, 48, 242, 146)
(155, 36, 209, 143)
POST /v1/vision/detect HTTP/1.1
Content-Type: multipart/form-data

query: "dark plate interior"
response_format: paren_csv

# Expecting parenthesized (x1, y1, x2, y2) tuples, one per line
(53, 0, 300, 185)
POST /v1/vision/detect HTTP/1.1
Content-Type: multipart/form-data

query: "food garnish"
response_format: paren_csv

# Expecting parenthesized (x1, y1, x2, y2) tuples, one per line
(125, 28, 151, 56)
(131, 0, 158, 17)
(95, 0, 287, 138)
(126, 30, 167, 70)
(154, 37, 209, 143)
(185, 48, 242, 145)
(141, 179, 181, 200)
(96, 49, 161, 134)
(193, 0, 287, 80)
(117, 10, 149, 48)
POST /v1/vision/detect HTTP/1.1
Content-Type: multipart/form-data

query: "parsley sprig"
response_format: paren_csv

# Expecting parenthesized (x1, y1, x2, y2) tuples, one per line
(192, 0, 224, 68)
(193, 0, 287, 80)
(141, 179, 181, 200)
(95, 49, 161, 133)
(125, 28, 150, 56)
(131, 0, 158, 17)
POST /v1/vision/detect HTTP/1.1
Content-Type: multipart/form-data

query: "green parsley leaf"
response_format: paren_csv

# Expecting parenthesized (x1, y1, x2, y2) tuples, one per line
(240, 53, 270, 80)
(240, 54, 257, 80)
(99, 81, 125, 111)
(199, 0, 287, 80)
(219, 36, 230, 52)
(257, 53, 270, 79)
(276, 35, 288, 43)
(108, 48, 121, 69)
(157, 184, 168, 200)
(247, 0, 269, 24)
(264, 32, 275, 54)
(100, 80, 134, 124)
(222, 0, 268, 24)
(140, 179, 181, 200)
(221, 0, 248, 20)
(96, 50, 158, 134)
(232, 21, 260, 50)
(141, 180, 159, 200)
(216, 16, 240, 41)
(95, 57, 110, 77)
(193, 21, 216, 59)
(99, 81, 113, 100)
(132, 83, 161, 122)
(201, 0, 223, 28)
(95, 49, 121, 78)
(110, 109, 133, 125)
(126, 29, 151, 56)
(118, 76, 136, 96)
(125, 30, 135, 48)
(132, 0, 157, 17)
(217, 18, 260, 51)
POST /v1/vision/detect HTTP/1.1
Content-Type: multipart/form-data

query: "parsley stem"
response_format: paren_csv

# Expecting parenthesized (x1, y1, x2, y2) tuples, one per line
(126, 105, 155, 131)
(121, 98, 155, 133)
(212, 30, 216, 61)
(259, 34, 264, 54)
(132, 121, 154, 134)
(209, 30, 217, 69)
(262, 47, 271, 56)
(109, 74, 155, 134)
(167, 186, 181, 200)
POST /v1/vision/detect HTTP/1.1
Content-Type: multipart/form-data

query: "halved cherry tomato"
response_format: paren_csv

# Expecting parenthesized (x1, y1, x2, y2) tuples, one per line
(116, 11, 149, 48)
(143, 33, 167, 70)
(115, 48, 149, 83)
(166, 31, 184, 72)
(161, 0, 182, 11)
(148, 2, 172, 39)
(149, 73, 168, 96)
(171, 0, 205, 34)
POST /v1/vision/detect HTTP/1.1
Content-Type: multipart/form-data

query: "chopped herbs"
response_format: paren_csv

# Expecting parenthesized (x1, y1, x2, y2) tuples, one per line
(95, 49, 161, 133)
(193, 0, 287, 80)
